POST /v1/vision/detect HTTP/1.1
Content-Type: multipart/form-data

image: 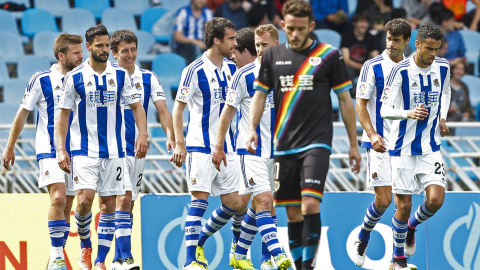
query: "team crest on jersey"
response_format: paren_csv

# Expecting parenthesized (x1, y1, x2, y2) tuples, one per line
(308, 57, 322, 66)
(74, 176, 79, 183)
(45, 171, 50, 178)
(434, 78, 440, 87)
(372, 172, 378, 181)
(191, 178, 197, 185)
(109, 79, 116, 87)
(249, 178, 256, 186)
(135, 82, 142, 90)
(227, 75, 231, 81)
(87, 81, 93, 86)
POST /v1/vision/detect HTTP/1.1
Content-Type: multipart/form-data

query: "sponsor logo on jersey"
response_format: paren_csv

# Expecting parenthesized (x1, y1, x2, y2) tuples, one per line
(411, 82, 418, 88)
(210, 78, 216, 83)
(276, 61, 292, 65)
(55, 85, 61, 90)
(87, 81, 93, 87)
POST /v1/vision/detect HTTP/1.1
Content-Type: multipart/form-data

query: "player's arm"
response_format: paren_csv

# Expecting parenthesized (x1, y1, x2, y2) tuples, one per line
(246, 90, 267, 154)
(213, 104, 236, 171)
(440, 66, 451, 137)
(154, 100, 175, 152)
(172, 101, 187, 167)
(129, 102, 148, 159)
(57, 108, 72, 173)
(470, 0, 480, 31)
(173, 10, 206, 49)
(338, 91, 361, 172)
(2, 107, 30, 170)
(340, 47, 363, 71)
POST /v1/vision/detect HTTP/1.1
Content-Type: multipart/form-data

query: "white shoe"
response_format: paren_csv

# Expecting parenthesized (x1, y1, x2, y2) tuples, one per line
(405, 228, 416, 256)
(109, 259, 123, 270)
(353, 240, 368, 267)
(183, 261, 205, 270)
(122, 257, 140, 270)
(260, 259, 276, 270)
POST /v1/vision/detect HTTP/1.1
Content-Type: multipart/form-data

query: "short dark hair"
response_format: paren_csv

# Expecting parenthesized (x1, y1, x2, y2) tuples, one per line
(282, 0, 314, 22)
(53, 33, 83, 60)
(439, 8, 455, 24)
(247, 5, 267, 28)
(352, 10, 370, 23)
(235, 27, 257, 56)
(385, 18, 411, 41)
(204, 17, 236, 49)
(392, 8, 407, 19)
(85, 24, 109, 44)
(417, 23, 443, 42)
(111, 29, 138, 53)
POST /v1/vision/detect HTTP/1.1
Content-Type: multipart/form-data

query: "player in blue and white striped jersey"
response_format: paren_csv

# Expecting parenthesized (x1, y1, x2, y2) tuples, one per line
(380, 24, 451, 270)
(171, 17, 242, 270)
(56, 25, 148, 270)
(353, 19, 412, 268)
(2, 33, 84, 270)
(109, 29, 175, 270)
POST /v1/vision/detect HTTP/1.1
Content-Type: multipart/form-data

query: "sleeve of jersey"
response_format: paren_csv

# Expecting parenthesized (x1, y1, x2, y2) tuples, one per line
(150, 72, 166, 103)
(122, 72, 139, 105)
(21, 74, 41, 111)
(59, 74, 75, 110)
(175, 67, 197, 103)
(440, 67, 451, 120)
(226, 72, 246, 107)
(356, 61, 376, 99)
(330, 50, 353, 94)
(254, 51, 273, 94)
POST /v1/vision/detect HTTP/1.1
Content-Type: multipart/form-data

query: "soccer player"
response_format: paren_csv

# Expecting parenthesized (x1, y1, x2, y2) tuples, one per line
(212, 25, 291, 270)
(170, 17, 242, 270)
(353, 18, 411, 267)
(380, 23, 450, 269)
(245, 1, 361, 269)
(56, 25, 148, 270)
(109, 29, 175, 270)
(1, 33, 83, 270)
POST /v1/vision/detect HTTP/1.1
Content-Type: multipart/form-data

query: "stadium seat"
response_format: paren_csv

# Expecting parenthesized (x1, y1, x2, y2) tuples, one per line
(3, 78, 29, 105)
(101, 8, 138, 34)
(459, 30, 480, 76)
(140, 7, 169, 42)
(152, 53, 186, 92)
(21, 8, 59, 38)
(33, 31, 58, 63)
(314, 29, 341, 48)
(347, 0, 357, 17)
(34, 0, 69, 18)
(61, 8, 96, 36)
(476, 103, 480, 121)
(409, 29, 418, 52)
(17, 56, 51, 81)
(114, 0, 150, 17)
(0, 10, 28, 43)
(0, 31, 25, 64)
(0, 58, 9, 87)
(135, 30, 156, 62)
(160, 0, 189, 13)
(461, 74, 480, 110)
(277, 30, 287, 44)
(75, 0, 111, 19)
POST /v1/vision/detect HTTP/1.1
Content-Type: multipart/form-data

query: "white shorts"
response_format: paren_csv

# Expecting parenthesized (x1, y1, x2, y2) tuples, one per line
(186, 152, 239, 196)
(365, 148, 392, 190)
(71, 156, 125, 196)
(124, 156, 145, 201)
(39, 158, 75, 196)
(238, 154, 274, 197)
(391, 151, 446, 195)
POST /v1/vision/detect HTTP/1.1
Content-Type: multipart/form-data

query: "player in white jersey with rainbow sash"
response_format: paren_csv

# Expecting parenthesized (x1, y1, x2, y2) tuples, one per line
(171, 17, 243, 270)
(353, 19, 412, 268)
(2, 33, 83, 270)
(56, 25, 148, 270)
(380, 24, 451, 270)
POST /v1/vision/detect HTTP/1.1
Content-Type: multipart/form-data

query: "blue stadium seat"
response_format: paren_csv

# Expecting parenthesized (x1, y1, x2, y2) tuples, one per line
(459, 30, 480, 76)
(160, 0, 189, 13)
(277, 30, 287, 44)
(101, 8, 138, 34)
(140, 7, 169, 41)
(33, 31, 58, 63)
(0, 59, 9, 87)
(34, 0, 69, 18)
(409, 29, 418, 52)
(17, 56, 51, 81)
(3, 78, 29, 105)
(21, 8, 59, 38)
(454, 127, 480, 136)
(476, 103, 480, 121)
(461, 74, 480, 110)
(0, 31, 25, 64)
(114, 0, 150, 16)
(0, 10, 28, 43)
(75, 0, 111, 19)
(152, 53, 186, 92)
(393, 0, 402, 8)
(313, 29, 341, 48)
(347, 0, 357, 17)
(62, 8, 96, 36)
(135, 30, 156, 62)
(0, 103, 19, 123)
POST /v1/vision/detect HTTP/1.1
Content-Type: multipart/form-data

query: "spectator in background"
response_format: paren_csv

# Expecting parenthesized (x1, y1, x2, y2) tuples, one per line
(367, 0, 393, 32)
(310, 0, 349, 33)
(439, 8, 466, 64)
(174, 0, 213, 64)
(247, 4, 268, 28)
(449, 61, 475, 122)
(208, 0, 226, 11)
(214, 0, 252, 29)
(443, 0, 480, 31)
(422, 2, 448, 25)
(402, 0, 432, 29)
(341, 11, 380, 86)
(250, 0, 283, 28)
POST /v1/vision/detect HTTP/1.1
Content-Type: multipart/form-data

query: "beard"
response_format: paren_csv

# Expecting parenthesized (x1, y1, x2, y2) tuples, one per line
(91, 51, 109, 63)
(64, 59, 80, 71)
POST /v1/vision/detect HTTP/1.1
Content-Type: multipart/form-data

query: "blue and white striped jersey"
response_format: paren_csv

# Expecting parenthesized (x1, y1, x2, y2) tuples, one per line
(121, 65, 166, 157)
(356, 50, 403, 148)
(21, 64, 70, 160)
(174, 5, 213, 41)
(381, 55, 451, 156)
(60, 59, 139, 158)
(176, 53, 237, 154)
(226, 59, 274, 158)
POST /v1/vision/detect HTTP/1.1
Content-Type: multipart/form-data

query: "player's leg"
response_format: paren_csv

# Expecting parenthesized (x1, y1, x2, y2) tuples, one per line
(64, 170, 76, 248)
(230, 194, 250, 259)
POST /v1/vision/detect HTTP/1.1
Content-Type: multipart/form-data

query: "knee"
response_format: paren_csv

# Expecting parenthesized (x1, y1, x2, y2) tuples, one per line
(255, 197, 273, 213)
(286, 206, 303, 223)
(51, 194, 66, 210)
(302, 197, 320, 214)
(116, 194, 132, 212)
(426, 197, 444, 212)
(77, 197, 93, 213)
(376, 196, 392, 212)
(397, 200, 412, 214)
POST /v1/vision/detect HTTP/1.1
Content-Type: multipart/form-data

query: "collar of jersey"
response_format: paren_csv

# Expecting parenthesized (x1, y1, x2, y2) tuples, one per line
(381, 49, 405, 66)
(201, 53, 230, 74)
(285, 39, 317, 51)
(84, 58, 115, 77)
(409, 53, 439, 76)
(50, 63, 64, 79)
(131, 64, 142, 79)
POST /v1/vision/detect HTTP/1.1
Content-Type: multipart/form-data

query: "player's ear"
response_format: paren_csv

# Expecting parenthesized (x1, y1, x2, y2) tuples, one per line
(309, 20, 315, 32)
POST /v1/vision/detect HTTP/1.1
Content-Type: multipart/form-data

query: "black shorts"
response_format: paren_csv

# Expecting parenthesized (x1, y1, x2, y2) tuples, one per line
(273, 147, 330, 207)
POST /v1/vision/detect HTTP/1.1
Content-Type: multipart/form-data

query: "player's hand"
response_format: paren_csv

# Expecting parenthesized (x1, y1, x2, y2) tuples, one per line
(246, 131, 258, 155)
(166, 138, 175, 154)
(2, 148, 15, 170)
(135, 133, 148, 159)
(370, 133, 386, 153)
(170, 143, 186, 167)
(407, 104, 429, 120)
(349, 146, 361, 173)
(440, 119, 449, 137)
(212, 147, 227, 172)
(57, 149, 71, 174)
